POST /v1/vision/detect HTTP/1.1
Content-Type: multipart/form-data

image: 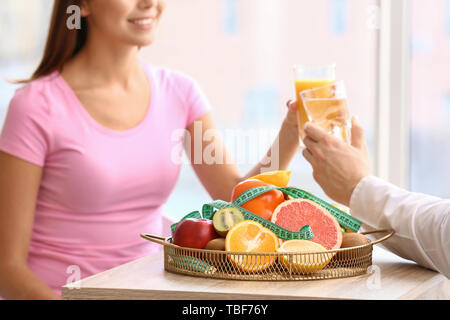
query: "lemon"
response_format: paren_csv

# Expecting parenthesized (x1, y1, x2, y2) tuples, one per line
(277, 240, 333, 274)
(249, 170, 291, 187)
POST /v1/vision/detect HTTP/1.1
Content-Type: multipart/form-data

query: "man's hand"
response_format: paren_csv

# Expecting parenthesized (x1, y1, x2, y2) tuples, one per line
(302, 117, 372, 207)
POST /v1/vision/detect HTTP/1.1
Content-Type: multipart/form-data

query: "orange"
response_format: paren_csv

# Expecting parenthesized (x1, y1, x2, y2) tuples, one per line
(225, 220, 279, 273)
(277, 240, 333, 274)
(230, 179, 285, 221)
(249, 170, 291, 187)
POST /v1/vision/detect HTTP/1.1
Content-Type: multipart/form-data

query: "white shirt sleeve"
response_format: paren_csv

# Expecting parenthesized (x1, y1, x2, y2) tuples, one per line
(349, 175, 450, 279)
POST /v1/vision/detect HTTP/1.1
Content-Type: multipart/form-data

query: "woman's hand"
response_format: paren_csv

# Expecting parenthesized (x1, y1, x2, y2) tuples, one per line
(283, 100, 299, 133)
(185, 100, 302, 201)
(302, 117, 372, 207)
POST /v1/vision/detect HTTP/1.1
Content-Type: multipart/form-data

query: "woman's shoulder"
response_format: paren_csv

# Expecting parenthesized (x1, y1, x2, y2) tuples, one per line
(141, 61, 211, 119)
(141, 60, 199, 91)
(12, 72, 60, 103)
(14, 71, 59, 94)
(9, 71, 60, 116)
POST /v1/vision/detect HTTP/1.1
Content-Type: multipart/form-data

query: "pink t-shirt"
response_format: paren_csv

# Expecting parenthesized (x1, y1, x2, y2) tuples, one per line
(0, 59, 211, 297)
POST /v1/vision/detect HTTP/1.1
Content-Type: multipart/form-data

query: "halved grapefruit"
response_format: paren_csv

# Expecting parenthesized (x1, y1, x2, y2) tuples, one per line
(271, 199, 342, 250)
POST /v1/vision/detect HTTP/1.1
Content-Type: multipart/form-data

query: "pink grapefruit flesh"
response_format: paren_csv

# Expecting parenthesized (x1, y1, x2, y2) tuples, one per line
(271, 199, 342, 250)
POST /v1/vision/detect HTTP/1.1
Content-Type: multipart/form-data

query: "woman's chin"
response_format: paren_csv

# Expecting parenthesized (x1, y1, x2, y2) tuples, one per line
(125, 35, 156, 48)
(122, 37, 154, 47)
(136, 38, 155, 47)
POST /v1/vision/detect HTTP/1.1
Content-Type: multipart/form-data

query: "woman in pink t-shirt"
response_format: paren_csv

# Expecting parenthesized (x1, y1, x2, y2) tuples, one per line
(0, 0, 301, 299)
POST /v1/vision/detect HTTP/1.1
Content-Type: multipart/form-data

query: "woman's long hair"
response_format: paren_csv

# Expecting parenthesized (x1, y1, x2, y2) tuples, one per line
(17, 0, 88, 83)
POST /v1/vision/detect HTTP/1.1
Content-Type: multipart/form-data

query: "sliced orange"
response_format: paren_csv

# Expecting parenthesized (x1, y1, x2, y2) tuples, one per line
(225, 220, 279, 273)
(249, 170, 291, 187)
(277, 240, 333, 274)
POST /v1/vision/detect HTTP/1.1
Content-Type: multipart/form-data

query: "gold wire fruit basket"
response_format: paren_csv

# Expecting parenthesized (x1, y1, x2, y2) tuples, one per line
(141, 229, 394, 281)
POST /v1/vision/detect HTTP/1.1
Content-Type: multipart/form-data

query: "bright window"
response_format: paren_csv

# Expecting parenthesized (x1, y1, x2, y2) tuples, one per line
(0, 0, 379, 221)
(0, 0, 52, 127)
(409, 0, 450, 198)
(143, 0, 378, 220)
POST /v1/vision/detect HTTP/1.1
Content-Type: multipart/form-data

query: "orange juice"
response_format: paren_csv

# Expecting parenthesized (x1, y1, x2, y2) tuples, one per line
(295, 79, 335, 139)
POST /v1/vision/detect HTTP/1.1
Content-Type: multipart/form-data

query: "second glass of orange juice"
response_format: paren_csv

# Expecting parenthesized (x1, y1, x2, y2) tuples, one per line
(294, 64, 336, 140)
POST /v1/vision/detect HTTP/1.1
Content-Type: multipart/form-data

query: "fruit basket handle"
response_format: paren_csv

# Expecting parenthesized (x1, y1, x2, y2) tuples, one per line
(140, 233, 172, 246)
(360, 229, 395, 245)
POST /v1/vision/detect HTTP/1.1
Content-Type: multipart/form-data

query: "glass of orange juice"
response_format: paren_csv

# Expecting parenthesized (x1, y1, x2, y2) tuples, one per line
(300, 80, 352, 143)
(294, 64, 336, 141)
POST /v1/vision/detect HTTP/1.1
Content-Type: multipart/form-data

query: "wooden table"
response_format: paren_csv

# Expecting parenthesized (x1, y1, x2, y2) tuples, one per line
(62, 246, 450, 300)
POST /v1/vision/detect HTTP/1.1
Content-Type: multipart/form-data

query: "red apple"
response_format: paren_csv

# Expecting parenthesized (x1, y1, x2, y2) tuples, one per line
(172, 218, 219, 249)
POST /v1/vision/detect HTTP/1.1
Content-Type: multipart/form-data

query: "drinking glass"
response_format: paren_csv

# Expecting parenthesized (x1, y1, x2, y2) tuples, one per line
(294, 64, 336, 141)
(300, 80, 352, 143)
